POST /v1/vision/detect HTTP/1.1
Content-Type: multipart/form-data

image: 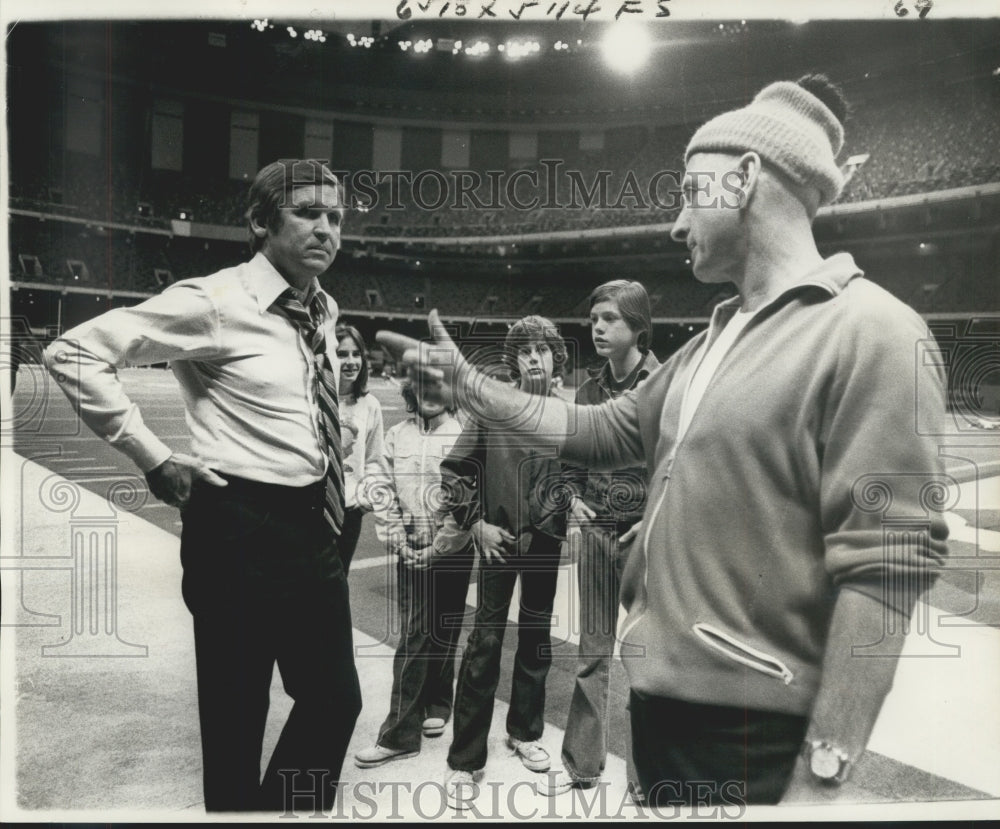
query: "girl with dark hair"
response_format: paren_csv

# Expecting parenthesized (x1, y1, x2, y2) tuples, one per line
(336, 323, 385, 573)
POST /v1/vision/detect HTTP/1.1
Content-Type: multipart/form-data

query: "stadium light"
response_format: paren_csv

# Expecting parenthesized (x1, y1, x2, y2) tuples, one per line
(347, 33, 374, 48)
(464, 39, 490, 56)
(503, 39, 541, 60)
(601, 23, 651, 74)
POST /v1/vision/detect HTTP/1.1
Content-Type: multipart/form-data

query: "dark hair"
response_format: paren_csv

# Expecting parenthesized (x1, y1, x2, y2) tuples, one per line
(400, 378, 420, 413)
(399, 374, 456, 415)
(334, 323, 370, 398)
(246, 159, 344, 253)
(588, 279, 653, 353)
(796, 73, 850, 124)
(504, 315, 568, 383)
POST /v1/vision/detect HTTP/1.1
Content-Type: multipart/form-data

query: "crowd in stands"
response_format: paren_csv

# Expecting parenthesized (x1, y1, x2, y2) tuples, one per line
(10, 215, 242, 294)
(9, 79, 998, 333)
(838, 84, 1000, 203)
(14, 211, 996, 326)
(11, 84, 999, 241)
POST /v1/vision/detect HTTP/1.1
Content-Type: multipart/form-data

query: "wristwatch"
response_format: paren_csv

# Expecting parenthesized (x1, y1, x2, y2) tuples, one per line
(801, 739, 853, 784)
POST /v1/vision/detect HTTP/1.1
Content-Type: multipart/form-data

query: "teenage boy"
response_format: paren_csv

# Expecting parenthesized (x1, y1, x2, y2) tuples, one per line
(438, 316, 570, 811)
(547, 280, 658, 798)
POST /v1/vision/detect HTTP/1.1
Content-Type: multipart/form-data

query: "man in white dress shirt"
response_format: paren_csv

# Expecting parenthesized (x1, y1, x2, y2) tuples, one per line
(44, 159, 361, 813)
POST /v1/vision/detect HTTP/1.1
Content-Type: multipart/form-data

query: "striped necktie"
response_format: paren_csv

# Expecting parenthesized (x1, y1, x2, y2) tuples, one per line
(272, 288, 345, 535)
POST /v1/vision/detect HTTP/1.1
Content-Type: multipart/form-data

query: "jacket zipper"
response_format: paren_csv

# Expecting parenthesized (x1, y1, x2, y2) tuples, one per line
(619, 304, 760, 644)
(616, 456, 673, 644)
(692, 622, 794, 685)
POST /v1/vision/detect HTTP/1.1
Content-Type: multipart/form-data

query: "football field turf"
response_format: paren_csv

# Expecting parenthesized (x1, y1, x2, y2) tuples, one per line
(4, 365, 999, 820)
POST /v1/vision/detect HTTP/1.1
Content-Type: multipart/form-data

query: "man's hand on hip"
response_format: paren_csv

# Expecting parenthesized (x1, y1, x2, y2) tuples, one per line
(145, 453, 228, 509)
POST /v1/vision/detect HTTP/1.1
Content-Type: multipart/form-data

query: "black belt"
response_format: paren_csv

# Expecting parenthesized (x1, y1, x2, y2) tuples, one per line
(210, 471, 326, 509)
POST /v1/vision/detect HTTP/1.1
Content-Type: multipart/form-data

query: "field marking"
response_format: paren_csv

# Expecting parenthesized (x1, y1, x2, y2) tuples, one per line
(12, 435, 192, 442)
(351, 553, 395, 571)
(48, 475, 147, 484)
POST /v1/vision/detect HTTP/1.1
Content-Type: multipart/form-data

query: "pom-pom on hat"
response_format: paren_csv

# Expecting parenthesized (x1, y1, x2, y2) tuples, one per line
(685, 79, 846, 206)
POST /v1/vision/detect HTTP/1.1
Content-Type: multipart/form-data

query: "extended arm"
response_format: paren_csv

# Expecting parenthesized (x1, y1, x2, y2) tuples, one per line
(377, 311, 644, 470)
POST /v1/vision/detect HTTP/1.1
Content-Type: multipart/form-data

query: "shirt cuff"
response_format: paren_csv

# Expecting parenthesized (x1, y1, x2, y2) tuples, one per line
(113, 427, 174, 474)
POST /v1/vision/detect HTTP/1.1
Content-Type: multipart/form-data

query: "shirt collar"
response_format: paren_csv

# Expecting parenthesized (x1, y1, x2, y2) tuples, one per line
(591, 349, 659, 390)
(709, 251, 864, 329)
(246, 251, 333, 318)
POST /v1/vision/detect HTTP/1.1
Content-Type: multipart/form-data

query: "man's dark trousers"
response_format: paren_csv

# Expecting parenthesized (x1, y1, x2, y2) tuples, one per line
(180, 474, 362, 813)
(629, 692, 807, 806)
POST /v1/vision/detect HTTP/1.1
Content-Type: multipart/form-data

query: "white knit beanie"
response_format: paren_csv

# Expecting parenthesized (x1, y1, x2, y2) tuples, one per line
(685, 80, 845, 206)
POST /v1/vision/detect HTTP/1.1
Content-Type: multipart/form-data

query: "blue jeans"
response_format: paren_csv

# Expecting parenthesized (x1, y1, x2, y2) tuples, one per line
(377, 546, 475, 752)
(447, 530, 562, 772)
(560, 523, 633, 784)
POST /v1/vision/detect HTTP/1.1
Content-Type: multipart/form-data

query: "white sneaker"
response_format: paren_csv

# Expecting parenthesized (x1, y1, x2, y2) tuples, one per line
(505, 735, 551, 772)
(538, 769, 595, 796)
(422, 716, 447, 737)
(353, 743, 419, 769)
(445, 768, 482, 811)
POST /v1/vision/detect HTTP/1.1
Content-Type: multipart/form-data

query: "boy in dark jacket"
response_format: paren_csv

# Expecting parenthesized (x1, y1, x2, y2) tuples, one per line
(546, 280, 658, 799)
(436, 315, 569, 810)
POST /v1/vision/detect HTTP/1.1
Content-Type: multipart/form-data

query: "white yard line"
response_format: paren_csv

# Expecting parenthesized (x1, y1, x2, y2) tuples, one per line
(14, 435, 191, 442)
(53, 475, 145, 483)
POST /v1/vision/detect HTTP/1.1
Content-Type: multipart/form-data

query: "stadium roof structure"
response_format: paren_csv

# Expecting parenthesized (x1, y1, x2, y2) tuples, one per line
(25, 17, 1000, 127)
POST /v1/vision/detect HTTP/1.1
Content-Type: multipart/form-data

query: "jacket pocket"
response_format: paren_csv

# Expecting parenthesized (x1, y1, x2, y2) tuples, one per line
(692, 622, 794, 685)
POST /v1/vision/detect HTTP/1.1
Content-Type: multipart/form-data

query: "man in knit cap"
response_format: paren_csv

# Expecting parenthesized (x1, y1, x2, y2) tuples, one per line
(379, 75, 948, 806)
